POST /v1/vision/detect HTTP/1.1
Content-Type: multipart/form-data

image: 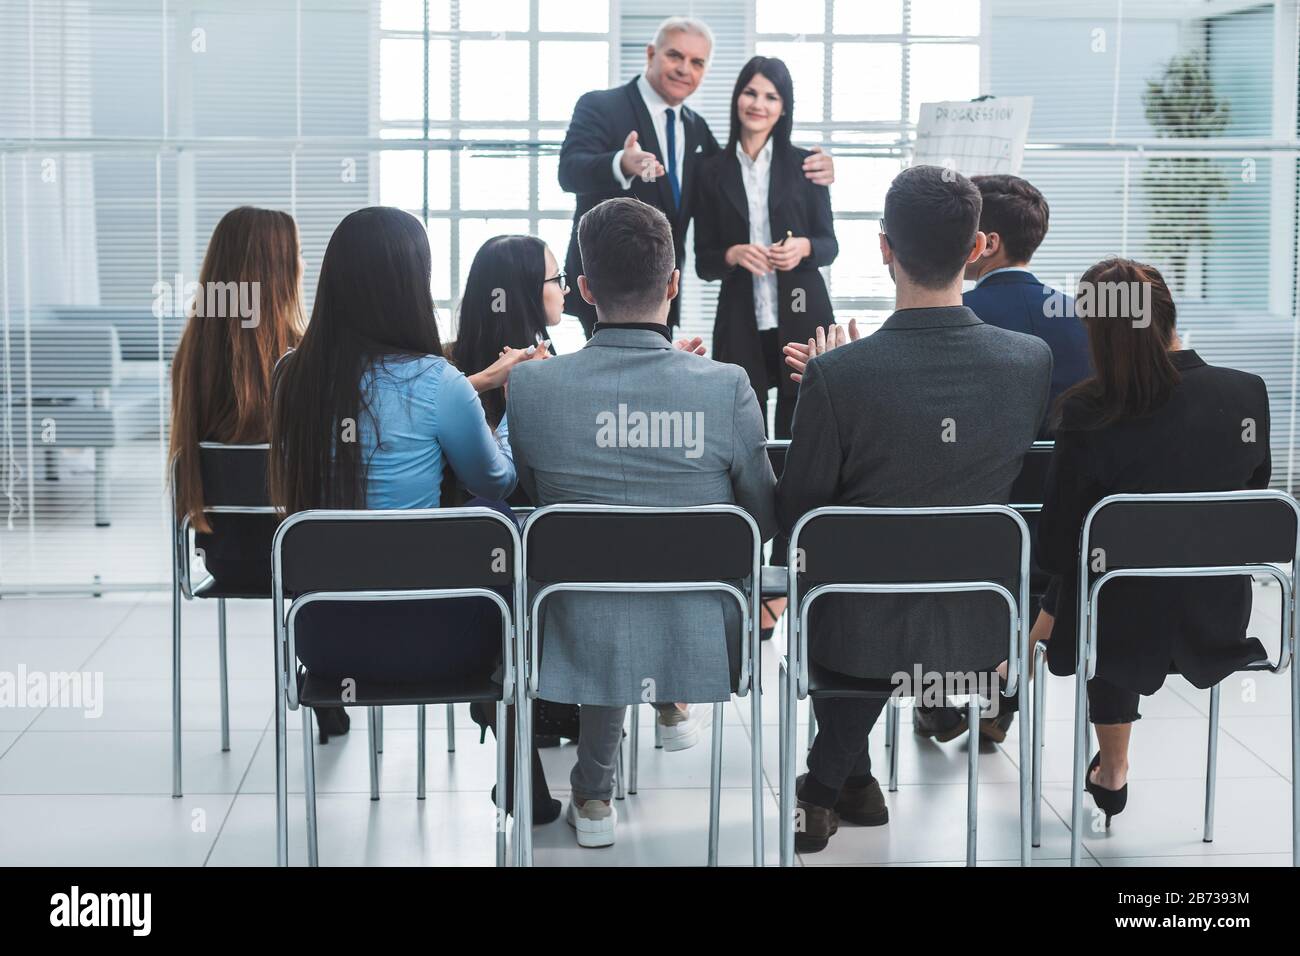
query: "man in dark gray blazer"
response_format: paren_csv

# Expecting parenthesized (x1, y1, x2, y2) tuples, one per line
(777, 165, 1052, 853)
(508, 197, 777, 848)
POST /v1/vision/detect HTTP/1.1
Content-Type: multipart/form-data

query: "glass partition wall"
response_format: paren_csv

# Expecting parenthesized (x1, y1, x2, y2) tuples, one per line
(2, 0, 1297, 592)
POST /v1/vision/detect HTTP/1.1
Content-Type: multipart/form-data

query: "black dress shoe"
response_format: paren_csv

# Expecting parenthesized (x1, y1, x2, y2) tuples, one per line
(912, 704, 967, 742)
(794, 800, 839, 853)
(979, 710, 1015, 743)
(796, 773, 889, 827)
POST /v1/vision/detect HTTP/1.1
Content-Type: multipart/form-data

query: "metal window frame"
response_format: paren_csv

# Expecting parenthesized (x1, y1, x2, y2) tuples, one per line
(516, 502, 765, 867)
(377, 0, 617, 313)
(268, 505, 525, 868)
(779, 503, 1033, 867)
(1067, 489, 1300, 867)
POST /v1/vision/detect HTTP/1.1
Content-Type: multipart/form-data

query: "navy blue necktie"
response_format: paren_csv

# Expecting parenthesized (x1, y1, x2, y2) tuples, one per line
(664, 108, 681, 207)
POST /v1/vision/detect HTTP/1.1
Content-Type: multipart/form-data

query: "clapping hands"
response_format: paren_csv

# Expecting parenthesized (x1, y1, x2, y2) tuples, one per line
(782, 320, 860, 383)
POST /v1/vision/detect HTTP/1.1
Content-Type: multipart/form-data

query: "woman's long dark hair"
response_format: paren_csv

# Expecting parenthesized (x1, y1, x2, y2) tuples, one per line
(726, 55, 794, 154)
(270, 206, 442, 515)
(451, 234, 550, 428)
(1055, 257, 1181, 429)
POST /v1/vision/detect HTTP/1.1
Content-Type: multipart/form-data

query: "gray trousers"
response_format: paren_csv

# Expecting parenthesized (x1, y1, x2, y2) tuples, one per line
(570, 702, 678, 801)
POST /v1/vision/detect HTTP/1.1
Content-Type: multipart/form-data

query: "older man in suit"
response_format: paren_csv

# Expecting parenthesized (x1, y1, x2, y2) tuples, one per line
(778, 166, 1053, 853)
(507, 197, 777, 848)
(558, 15, 834, 336)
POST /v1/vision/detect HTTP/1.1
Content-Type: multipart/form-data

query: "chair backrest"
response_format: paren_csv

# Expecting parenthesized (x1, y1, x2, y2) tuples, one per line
(274, 507, 519, 599)
(197, 442, 272, 510)
(523, 504, 759, 584)
(1083, 491, 1300, 572)
(766, 440, 790, 482)
(792, 506, 1027, 595)
(1009, 441, 1054, 512)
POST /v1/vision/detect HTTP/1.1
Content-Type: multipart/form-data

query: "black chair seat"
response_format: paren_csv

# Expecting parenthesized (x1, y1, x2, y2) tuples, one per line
(760, 565, 787, 598)
(297, 668, 503, 708)
(806, 659, 898, 699)
(193, 577, 270, 601)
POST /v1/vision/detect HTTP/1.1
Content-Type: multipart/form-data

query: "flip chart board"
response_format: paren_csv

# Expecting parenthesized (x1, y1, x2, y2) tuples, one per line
(913, 96, 1033, 176)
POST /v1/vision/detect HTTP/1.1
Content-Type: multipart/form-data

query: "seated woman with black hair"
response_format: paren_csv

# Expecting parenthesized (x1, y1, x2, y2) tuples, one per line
(270, 206, 559, 823)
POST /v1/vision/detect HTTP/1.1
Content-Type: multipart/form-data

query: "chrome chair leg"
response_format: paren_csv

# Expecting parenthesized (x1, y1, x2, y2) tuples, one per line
(778, 666, 790, 864)
(302, 707, 319, 867)
(966, 697, 980, 866)
(375, 706, 384, 754)
(274, 662, 288, 867)
(171, 577, 183, 798)
(707, 702, 724, 866)
(217, 598, 230, 752)
(1032, 642, 1047, 848)
(1069, 668, 1089, 866)
(614, 724, 626, 801)
(367, 707, 380, 801)
(1018, 665, 1032, 867)
(807, 706, 816, 751)
(654, 714, 663, 749)
(1292, 638, 1300, 866)
(446, 703, 455, 752)
(751, 676, 765, 867)
(495, 700, 507, 867)
(518, 696, 535, 866)
(417, 704, 426, 800)
(887, 697, 900, 793)
(1204, 682, 1221, 842)
(628, 703, 639, 794)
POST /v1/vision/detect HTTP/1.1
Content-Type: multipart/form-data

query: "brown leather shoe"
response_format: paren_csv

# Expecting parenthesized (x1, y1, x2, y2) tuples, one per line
(979, 711, 1015, 743)
(797, 773, 889, 827)
(794, 799, 839, 853)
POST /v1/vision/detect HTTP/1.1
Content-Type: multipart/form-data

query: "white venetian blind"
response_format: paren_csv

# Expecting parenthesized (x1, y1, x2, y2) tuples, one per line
(990, 0, 1300, 490)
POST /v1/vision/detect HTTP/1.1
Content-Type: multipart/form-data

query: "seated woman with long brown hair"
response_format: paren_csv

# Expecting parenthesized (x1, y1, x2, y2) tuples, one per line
(170, 207, 355, 739)
(1034, 257, 1271, 826)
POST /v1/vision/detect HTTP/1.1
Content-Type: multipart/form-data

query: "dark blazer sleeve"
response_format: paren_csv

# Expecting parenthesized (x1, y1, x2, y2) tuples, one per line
(558, 91, 622, 196)
(693, 161, 734, 281)
(1037, 420, 1101, 576)
(776, 356, 842, 533)
(805, 179, 838, 268)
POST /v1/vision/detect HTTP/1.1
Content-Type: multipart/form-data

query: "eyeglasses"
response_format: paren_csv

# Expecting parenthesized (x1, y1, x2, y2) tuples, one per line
(544, 271, 568, 291)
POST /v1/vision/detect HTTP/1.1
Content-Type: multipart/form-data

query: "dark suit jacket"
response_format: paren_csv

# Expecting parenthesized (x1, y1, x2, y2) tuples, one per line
(558, 77, 720, 335)
(693, 143, 838, 400)
(962, 270, 1091, 435)
(1039, 350, 1272, 693)
(776, 306, 1053, 679)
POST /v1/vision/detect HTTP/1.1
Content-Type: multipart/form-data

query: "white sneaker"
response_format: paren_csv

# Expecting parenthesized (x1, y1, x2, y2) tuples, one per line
(656, 703, 714, 752)
(566, 797, 617, 848)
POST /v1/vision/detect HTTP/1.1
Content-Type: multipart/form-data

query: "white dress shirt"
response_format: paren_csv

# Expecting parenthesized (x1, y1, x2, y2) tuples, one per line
(973, 265, 1033, 288)
(611, 74, 687, 193)
(737, 138, 778, 331)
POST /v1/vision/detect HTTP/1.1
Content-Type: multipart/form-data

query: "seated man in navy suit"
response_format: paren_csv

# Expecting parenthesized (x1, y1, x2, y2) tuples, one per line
(962, 175, 1089, 437)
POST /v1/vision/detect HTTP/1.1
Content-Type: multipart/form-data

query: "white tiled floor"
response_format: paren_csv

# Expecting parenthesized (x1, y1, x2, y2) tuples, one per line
(0, 586, 1293, 866)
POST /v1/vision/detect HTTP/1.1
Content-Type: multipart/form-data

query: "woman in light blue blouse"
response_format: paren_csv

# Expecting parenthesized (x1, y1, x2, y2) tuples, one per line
(270, 206, 536, 695)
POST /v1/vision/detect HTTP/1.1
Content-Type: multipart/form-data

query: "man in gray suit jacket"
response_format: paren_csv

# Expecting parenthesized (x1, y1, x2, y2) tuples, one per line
(777, 165, 1052, 853)
(507, 196, 777, 848)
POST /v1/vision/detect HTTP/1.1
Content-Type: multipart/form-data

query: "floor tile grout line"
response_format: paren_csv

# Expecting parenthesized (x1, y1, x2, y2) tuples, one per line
(0, 592, 146, 761)
(202, 712, 276, 866)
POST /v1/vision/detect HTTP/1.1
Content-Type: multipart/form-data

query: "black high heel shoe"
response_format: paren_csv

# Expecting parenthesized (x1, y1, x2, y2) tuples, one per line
(314, 707, 350, 743)
(1085, 752, 1128, 828)
(468, 702, 562, 825)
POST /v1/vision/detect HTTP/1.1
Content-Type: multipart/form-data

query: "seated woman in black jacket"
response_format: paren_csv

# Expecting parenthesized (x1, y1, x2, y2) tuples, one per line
(1034, 257, 1271, 825)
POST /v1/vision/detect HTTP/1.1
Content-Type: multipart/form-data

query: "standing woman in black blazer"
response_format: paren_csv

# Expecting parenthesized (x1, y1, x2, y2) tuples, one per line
(693, 55, 838, 440)
(1035, 257, 1271, 825)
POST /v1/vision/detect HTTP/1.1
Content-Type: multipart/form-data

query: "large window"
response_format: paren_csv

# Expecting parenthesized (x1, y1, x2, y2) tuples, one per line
(755, 0, 981, 332)
(377, 0, 612, 343)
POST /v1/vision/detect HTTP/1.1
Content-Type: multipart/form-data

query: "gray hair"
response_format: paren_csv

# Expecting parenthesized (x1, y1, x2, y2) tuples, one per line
(651, 16, 714, 56)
